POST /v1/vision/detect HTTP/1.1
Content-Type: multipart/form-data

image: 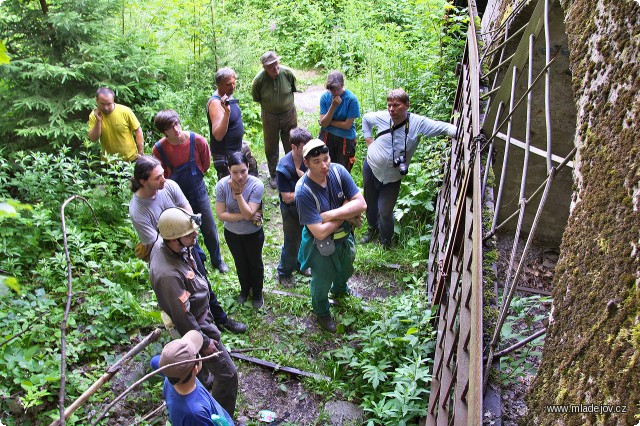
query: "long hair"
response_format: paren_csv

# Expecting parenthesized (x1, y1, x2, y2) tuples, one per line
(130, 156, 160, 192)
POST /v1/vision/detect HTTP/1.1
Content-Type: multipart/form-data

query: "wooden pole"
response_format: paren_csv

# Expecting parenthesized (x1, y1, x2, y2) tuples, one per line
(49, 328, 163, 426)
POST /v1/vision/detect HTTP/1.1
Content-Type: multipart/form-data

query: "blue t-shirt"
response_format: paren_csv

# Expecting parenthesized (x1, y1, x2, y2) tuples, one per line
(163, 378, 235, 426)
(295, 164, 359, 226)
(276, 151, 307, 206)
(319, 89, 360, 140)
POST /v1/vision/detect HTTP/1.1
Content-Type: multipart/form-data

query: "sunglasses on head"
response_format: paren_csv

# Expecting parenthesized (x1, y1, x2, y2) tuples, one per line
(308, 145, 329, 157)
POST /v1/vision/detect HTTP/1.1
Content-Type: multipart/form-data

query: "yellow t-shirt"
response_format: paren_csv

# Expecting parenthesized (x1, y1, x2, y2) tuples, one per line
(88, 103, 141, 161)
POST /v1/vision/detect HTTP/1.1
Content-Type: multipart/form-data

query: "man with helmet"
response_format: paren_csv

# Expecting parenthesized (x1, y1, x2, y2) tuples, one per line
(129, 155, 247, 334)
(150, 207, 238, 417)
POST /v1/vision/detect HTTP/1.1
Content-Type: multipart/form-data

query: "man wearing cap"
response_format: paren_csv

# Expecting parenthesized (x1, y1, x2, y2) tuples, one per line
(151, 207, 238, 416)
(251, 51, 298, 189)
(157, 331, 235, 425)
(295, 139, 366, 333)
(361, 88, 457, 248)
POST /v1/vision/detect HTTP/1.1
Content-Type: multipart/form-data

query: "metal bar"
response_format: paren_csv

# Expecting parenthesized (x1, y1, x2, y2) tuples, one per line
(494, 132, 574, 168)
(486, 53, 558, 148)
(496, 283, 553, 296)
(467, 27, 484, 418)
(481, 0, 558, 137)
(483, 146, 575, 241)
(480, 85, 501, 100)
(487, 328, 547, 360)
(481, 53, 516, 82)
(491, 65, 518, 233)
(519, 34, 535, 201)
(230, 353, 329, 381)
(544, 0, 553, 172)
(484, 167, 556, 388)
(482, 24, 527, 61)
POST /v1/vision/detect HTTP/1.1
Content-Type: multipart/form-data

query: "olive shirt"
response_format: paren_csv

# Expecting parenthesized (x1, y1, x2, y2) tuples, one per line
(88, 104, 141, 161)
(251, 66, 297, 113)
(150, 240, 220, 348)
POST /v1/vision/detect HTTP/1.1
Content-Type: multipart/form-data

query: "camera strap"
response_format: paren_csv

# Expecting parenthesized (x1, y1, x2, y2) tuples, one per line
(374, 117, 407, 141)
(390, 113, 410, 165)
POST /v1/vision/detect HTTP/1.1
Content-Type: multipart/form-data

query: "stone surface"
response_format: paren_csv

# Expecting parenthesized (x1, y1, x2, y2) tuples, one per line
(324, 400, 364, 426)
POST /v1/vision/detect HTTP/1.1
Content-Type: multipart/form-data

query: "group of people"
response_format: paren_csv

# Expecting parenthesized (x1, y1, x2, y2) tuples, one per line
(88, 50, 456, 425)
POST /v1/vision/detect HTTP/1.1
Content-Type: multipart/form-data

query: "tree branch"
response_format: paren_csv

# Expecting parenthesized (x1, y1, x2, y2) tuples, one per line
(49, 328, 163, 426)
(58, 195, 97, 426)
(39, 0, 49, 14)
(91, 351, 222, 425)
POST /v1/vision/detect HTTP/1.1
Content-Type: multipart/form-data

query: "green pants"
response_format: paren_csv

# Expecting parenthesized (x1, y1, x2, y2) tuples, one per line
(307, 235, 356, 317)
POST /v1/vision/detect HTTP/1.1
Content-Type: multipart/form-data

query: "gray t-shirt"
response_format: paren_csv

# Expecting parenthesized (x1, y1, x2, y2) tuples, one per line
(215, 175, 263, 235)
(362, 110, 456, 183)
(129, 179, 189, 245)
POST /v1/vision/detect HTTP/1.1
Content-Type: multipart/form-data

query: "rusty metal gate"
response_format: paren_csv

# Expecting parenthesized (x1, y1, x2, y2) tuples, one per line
(426, 0, 576, 424)
(426, 14, 484, 425)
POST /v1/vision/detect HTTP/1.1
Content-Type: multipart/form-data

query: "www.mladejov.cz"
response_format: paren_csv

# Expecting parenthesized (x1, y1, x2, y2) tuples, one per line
(545, 404, 627, 414)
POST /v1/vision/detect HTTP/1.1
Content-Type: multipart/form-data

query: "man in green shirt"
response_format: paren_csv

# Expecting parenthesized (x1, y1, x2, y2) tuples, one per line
(251, 51, 298, 189)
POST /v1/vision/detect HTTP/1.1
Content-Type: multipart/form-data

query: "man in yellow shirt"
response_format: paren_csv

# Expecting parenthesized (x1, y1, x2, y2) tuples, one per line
(88, 87, 144, 161)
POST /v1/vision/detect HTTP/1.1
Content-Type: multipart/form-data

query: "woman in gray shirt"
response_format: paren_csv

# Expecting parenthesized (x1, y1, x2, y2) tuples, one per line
(215, 152, 265, 308)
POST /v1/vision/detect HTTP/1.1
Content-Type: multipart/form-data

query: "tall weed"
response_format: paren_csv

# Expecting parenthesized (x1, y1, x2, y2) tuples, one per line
(328, 279, 437, 425)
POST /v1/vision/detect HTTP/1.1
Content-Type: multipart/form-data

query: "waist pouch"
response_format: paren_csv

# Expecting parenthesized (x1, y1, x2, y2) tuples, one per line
(314, 235, 335, 256)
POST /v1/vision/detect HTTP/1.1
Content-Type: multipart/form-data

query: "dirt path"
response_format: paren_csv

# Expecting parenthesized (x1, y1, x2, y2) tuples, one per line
(294, 85, 324, 124)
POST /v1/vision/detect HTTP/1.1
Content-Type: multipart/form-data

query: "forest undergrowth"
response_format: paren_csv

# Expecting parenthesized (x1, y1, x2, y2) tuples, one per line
(0, 0, 469, 424)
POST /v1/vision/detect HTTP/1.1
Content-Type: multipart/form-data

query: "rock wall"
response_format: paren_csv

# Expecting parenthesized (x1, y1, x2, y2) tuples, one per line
(525, 0, 640, 424)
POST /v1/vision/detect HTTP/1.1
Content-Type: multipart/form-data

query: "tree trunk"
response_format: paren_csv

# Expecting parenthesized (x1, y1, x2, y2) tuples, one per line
(525, 1, 640, 425)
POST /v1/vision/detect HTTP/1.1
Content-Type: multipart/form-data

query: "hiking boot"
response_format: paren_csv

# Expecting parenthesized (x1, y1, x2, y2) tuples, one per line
(215, 260, 230, 274)
(329, 288, 358, 299)
(316, 315, 336, 333)
(269, 177, 278, 189)
(237, 293, 248, 304)
(218, 317, 247, 334)
(252, 296, 264, 309)
(380, 238, 395, 250)
(299, 268, 312, 277)
(277, 274, 294, 288)
(360, 229, 378, 244)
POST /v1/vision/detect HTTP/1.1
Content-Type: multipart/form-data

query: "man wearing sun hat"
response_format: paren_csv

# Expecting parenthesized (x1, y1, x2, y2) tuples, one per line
(158, 330, 235, 425)
(150, 207, 238, 416)
(251, 50, 298, 189)
(294, 139, 366, 333)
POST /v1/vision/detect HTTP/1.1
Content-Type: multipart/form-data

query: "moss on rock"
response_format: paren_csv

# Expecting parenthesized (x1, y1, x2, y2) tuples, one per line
(525, 0, 640, 424)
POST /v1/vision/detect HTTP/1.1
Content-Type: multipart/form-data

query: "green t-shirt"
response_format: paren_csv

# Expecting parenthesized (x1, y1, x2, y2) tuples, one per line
(251, 66, 297, 114)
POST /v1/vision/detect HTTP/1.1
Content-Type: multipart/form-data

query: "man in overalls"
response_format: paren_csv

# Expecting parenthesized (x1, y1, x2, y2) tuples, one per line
(153, 109, 228, 274)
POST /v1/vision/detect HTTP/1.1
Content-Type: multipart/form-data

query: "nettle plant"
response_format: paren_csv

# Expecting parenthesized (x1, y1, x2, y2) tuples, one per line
(328, 278, 437, 425)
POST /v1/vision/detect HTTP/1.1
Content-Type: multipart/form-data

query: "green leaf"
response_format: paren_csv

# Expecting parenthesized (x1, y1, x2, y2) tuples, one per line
(0, 40, 10, 65)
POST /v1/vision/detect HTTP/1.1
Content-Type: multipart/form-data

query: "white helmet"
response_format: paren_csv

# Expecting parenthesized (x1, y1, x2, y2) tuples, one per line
(158, 207, 201, 240)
